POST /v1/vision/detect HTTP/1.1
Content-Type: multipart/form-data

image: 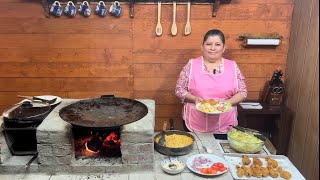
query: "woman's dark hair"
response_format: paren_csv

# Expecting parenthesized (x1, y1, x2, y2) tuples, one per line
(202, 29, 225, 45)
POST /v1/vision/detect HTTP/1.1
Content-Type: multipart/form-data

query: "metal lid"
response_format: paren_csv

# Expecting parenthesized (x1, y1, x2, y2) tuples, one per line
(2, 100, 51, 120)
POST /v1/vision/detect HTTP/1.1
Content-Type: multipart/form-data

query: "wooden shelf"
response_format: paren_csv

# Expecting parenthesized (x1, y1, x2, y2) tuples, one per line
(239, 33, 283, 47)
(42, 0, 232, 18)
(44, 0, 231, 3)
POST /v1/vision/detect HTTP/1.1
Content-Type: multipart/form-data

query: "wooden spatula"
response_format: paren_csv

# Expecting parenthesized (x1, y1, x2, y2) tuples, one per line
(155, 1, 162, 36)
(184, 1, 191, 36)
(171, 1, 177, 36)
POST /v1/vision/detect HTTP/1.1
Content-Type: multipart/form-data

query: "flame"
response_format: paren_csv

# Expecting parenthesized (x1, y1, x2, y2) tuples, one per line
(83, 131, 120, 154)
(84, 141, 100, 154)
(104, 132, 120, 143)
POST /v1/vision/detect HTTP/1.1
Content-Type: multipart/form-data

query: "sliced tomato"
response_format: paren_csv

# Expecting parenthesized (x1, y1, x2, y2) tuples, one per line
(218, 167, 227, 172)
(216, 162, 225, 167)
(200, 168, 209, 174)
(217, 106, 225, 111)
(200, 168, 217, 174)
(207, 169, 217, 174)
(210, 165, 220, 171)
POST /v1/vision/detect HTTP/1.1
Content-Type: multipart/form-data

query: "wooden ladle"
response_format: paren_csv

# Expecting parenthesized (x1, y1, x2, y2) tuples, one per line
(171, 1, 177, 36)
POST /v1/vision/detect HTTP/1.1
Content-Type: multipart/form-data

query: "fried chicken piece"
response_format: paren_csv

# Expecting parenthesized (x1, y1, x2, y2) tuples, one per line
(208, 99, 217, 106)
(253, 156, 263, 167)
(261, 167, 269, 177)
(242, 155, 251, 165)
(236, 165, 245, 177)
(267, 164, 274, 169)
(250, 164, 260, 169)
(269, 168, 279, 178)
(280, 170, 292, 179)
(252, 166, 262, 178)
(202, 99, 210, 104)
(266, 158, 278, 168)
(277, 166, 284, 173)
(242, 165, 253, 177)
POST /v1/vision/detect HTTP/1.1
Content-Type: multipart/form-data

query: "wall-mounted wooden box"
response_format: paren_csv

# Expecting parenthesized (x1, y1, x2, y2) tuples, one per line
(239, 33, 283, 47)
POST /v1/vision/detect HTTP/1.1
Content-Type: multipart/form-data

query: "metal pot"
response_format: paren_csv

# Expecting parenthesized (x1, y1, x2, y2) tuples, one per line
(154, 119, 195, 156)
(154, 130, 194, 156)
(2, 100, 51, 127)
(59, 95, 148, 129)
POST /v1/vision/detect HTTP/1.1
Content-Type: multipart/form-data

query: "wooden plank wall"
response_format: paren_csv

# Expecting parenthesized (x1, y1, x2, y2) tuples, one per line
(0, 0, 293, 131)
(285, 0, 319, 179)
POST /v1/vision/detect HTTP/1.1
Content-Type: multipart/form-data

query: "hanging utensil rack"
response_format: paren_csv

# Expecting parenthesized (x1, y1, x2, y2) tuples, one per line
(42, 0, 232, 18)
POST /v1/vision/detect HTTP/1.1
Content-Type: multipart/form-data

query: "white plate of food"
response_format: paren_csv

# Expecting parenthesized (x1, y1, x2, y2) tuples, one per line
(196, 99, 232, 114)
(186, 154, 228, 176)
(21, 95, 62, 106)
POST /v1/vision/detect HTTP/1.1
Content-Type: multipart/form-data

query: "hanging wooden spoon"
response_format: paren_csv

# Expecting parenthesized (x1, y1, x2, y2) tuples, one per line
(184, 1, 191, 36)
(155, 1, 162, 36)
(171, 1, 177, 36)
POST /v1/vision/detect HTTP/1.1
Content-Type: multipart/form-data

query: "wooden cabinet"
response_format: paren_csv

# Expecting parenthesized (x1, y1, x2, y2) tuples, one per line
(237, 102, 293, 155)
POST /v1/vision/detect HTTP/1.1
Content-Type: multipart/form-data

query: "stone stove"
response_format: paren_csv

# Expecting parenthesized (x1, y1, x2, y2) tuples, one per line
(0, 99, 155, 174)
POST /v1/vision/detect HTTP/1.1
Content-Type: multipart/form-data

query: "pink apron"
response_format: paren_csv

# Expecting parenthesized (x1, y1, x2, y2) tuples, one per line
(183, 56, 238, 133)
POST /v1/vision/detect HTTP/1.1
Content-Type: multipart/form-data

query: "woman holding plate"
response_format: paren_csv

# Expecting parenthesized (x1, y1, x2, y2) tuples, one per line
(175, 29, 247, 136)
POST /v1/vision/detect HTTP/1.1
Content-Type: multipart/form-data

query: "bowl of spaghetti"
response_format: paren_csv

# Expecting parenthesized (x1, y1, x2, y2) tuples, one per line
(154, 130, 195, 156)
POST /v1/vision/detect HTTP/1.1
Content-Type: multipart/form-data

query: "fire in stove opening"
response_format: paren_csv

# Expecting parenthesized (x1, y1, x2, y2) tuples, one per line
(73, 127, 121, 158)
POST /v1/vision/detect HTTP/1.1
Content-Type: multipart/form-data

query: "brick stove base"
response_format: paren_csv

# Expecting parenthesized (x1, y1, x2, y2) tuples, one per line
(0, 99, 155, 174)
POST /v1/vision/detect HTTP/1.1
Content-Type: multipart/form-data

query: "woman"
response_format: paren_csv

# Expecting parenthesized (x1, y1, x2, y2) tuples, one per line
(175, 29, 247, 135)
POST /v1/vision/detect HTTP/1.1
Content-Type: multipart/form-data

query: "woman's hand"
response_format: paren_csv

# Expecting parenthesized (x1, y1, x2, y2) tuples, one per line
(193, 96, 203, 104)
(222, 92, 246, 106)
(185, 93, 203, 104)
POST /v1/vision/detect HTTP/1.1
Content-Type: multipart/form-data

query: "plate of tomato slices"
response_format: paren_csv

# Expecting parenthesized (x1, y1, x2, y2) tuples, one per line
(186, 154, 228, 176)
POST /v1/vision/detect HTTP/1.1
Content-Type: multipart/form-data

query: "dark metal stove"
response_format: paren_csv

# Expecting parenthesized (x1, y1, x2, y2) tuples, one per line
(2, 103, 58, 156)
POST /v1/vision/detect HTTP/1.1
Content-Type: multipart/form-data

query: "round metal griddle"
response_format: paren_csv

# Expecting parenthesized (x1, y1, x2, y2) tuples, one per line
(59, 97, 148, 128)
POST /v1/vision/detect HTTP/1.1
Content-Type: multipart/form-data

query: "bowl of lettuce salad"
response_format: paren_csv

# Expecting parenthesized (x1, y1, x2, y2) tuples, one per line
(227, 129, 265, 153)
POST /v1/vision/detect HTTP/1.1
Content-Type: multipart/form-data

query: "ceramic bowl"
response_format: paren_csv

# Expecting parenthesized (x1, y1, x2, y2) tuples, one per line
(161, 157, 185, 174)
(227, 129, 265, 153)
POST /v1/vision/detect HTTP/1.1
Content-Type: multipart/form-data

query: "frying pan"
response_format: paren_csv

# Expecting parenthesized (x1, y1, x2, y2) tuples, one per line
(2, 101, 51, 128)
(59, 96, 148, 129)
(154, 119, 194, 156)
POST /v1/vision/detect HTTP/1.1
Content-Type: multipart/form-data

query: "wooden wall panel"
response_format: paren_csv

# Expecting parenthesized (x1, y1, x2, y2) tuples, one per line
(0, 49, 132, 63)
(285, 0, 319, 179)
(0, 63, 133, 77)
(0, 18, 132, 34)
(133, 49, 287, 64)
(134, 64, 286, 78)
(132, 4, 293, 20)
(133, 19, 291, 36)
(0, 78, 133, 91)
(133, 34, 289, 51)
(0, 1, 293, 141)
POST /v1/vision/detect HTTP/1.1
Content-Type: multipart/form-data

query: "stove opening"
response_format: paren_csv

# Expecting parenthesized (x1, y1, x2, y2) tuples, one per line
(73, 126, 121, 159)
(3, 127, 38, 156)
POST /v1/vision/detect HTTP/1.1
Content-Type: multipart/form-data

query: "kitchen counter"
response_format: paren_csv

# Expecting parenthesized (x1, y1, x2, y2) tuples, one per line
(0, 133, 234, 180)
